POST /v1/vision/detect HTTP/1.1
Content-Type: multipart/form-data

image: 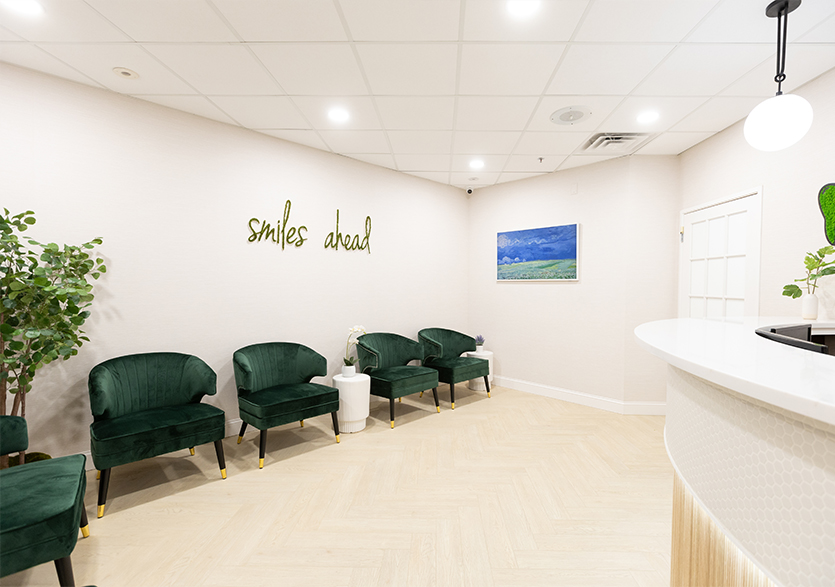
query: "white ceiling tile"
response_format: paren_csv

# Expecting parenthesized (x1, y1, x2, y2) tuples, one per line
(257, 129, 329, 151)
(497, 172, 548, 184)
(600, 96, 708, 133)
(320, 130, 389, 153)
(798, 13, 835, 43)
(0, 43, 98, 86)
(0, 0, 129, 42)
(374, 97, 455, 130)
(459, 44, 565, 95)
(39, 44, 195, 94)
(721, 44, 835, 97)
(504, 154, 565, 173)
(143, 44, 281, 95)
(636, 132, 713, 155)
(687, 0, 835, 43)
(453, 131, 521, 154)
(455, 96, 539, 130)
(671, 96, 763, 132)
(138, 95, 237, 125)
(346, 153, 397, 169)
(527, 96, 622, 132)
(210, 96, 309, 128)
(576, 0, 719, 43)
(451, 154, 507, 172)
(557, 155, 621, 171)
(513, 131, 588, 155)
(357, 44, 457, 95)
(250, 44, 367, 96)
(403, 170, 450, 184)
(548, 44, 674, 95)
(291, 96, 381, 130)
(394, 154, 451, 171)
(85, 0, 237, 42)
(463, 0, 589, 42)
(450, 171, 499, 187)
(339, 0, 460, 41)
(387, 130, 452, 154)
(0, 25, 23, 40)
(211, 0, 347, 41)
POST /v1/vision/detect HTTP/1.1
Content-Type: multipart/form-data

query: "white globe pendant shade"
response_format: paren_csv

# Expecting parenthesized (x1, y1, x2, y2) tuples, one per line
(744, 93, 813, 152)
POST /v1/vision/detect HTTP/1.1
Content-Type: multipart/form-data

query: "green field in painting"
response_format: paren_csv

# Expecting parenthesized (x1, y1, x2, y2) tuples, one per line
(497, 258, 577, 280)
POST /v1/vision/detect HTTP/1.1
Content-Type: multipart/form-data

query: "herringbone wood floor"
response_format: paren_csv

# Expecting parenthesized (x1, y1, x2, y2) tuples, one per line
(2, 386, 673, 587)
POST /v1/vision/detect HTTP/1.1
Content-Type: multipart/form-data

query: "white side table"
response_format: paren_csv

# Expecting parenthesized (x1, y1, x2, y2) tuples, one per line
(466, 350, 493, 391)
(333, 373, 371, 433)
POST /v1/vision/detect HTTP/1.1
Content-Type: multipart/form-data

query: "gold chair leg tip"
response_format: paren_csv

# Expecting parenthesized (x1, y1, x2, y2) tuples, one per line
(189, 448, 195, 456)
(259, 458, 264, 469)
(390, 421, 395, 429)
(96, 471, 100, 480)
(97, 505, 105, 518)
(300, 420, 304, 427)
(398, 397, 402, 402)
(437, 406, 441, 413)
(81, 525, 90, 538)
(451, 403, 455, 410)
(487, 392, 491, 398)
(335, 435, 340, 443)
(237, 436, 243, 444)
(220, 468, 227, 479)
(419, 392, 424, 398)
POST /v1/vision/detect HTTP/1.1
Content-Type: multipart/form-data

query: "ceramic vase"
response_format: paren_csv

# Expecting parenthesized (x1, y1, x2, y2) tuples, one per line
(802, 293, 818, 320)
(341, 364, 356, 378)
(475, 345, 484, 353)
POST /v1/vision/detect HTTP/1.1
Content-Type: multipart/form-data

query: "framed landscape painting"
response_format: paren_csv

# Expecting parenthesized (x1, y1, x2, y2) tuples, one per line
(497, 223, 579, 281)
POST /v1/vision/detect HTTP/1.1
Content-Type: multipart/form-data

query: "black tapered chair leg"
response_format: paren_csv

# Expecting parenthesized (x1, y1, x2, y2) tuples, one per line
(484, 376, 491, 397)
(79, 505, 89, 538)
(389, 398, 395, 429)
(258, 429, 267, 469)
(450, 383, 455, 410)
(237, 421, 248, 444)
(97, 468, 111, 518)
(331, 411, 341, 443)
(54, 556, 75, 587)
(432, 388, 440, 413)
(214, 439, 227, 479)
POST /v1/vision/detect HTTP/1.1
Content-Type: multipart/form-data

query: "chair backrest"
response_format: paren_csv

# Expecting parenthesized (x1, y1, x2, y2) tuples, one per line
(88, 352, 217, 421)
(357, 333, 422, 372)
(418, 328, 476, 362)
(233, 342, 326, 394)
(0, 415, 28, 456)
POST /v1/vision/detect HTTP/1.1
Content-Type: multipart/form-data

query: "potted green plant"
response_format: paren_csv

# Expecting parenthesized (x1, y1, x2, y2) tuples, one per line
(782, 245, 835, 320)
(474, 335, 485, 353)
(1, 209, 106, 468)
(342, 325, 366, 377)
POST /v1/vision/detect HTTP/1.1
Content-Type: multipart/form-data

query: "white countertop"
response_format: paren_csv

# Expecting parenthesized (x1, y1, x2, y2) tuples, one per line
(635, 318, 835, 426)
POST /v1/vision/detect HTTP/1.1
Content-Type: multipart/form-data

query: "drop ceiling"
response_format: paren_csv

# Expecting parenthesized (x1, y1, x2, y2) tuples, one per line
(1, 0, 834, 190)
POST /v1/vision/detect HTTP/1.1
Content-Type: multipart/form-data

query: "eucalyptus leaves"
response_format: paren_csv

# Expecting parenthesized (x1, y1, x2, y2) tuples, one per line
(1, 209, 106, 423)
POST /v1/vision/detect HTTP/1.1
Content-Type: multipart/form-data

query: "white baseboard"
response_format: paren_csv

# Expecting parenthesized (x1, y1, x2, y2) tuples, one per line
(494, 376, 666, 416)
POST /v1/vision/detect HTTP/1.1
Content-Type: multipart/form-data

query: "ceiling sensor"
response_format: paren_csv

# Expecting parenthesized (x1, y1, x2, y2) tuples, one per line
(550, 106, 591, 126)
(112, 67, 139, 79)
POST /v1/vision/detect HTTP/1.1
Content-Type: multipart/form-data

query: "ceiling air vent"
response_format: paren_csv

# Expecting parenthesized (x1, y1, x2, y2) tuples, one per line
(583, 133, 652, 154)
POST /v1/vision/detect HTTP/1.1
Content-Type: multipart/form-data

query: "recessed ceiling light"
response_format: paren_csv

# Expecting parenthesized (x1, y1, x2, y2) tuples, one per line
(468, 177, 479, 181)
(0, 0, 44, 16)
(469, 159, 485, 170)
(506, 0, 541, 19)
(550, 105, 591, 126)
(328, 107, 350, 123)
(112, 67, 139, 80)
(637, 111, 660, 124)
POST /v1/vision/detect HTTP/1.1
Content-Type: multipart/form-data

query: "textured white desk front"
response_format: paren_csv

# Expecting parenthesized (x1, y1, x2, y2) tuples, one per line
(636, 318, 835, 587)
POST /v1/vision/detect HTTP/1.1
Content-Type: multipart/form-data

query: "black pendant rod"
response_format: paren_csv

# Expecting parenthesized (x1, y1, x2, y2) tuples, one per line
(765, 0, 801, 96)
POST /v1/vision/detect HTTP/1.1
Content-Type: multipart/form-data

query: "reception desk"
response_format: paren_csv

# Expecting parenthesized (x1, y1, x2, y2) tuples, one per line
(635, 318, 835, 587)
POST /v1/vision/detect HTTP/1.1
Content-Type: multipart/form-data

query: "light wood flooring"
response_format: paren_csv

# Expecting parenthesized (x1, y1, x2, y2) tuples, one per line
(2, 386, 673, 587)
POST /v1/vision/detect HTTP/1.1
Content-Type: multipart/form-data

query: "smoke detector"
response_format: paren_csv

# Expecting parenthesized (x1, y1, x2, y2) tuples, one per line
(582, 132, 652, 153)
(550, 106, 591, 126)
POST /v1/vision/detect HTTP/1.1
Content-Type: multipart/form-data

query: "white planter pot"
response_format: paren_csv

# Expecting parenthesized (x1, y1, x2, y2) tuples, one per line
(341, 364, 356, 378)
(475, 345, 484, 353)
(802, 293, 818, 320)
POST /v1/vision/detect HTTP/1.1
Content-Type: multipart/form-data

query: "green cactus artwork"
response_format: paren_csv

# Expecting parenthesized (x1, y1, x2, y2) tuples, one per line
(821, 183, 835, 245)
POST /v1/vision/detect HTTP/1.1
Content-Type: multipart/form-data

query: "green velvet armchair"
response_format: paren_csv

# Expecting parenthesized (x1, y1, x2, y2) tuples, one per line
(0, 416, 89, 586)
(233, 342, 340, 469)
(418, 328, 491, 409)
(356, 332, 439, 428)
(88, 352, 227, 518)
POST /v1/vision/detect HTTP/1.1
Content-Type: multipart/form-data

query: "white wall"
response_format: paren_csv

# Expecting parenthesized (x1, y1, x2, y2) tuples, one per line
(679, 67, 835, 320)
(467, 155, 680, 411)
(0, 63, 469, 459)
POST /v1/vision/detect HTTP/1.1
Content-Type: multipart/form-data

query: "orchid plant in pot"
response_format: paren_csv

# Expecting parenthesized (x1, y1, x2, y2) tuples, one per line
(342, 325, 366, 377)
(782, 246, 835, 320)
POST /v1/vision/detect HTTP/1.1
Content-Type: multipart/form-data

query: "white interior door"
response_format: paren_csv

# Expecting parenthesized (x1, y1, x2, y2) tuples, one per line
(679, 188, 762, 320)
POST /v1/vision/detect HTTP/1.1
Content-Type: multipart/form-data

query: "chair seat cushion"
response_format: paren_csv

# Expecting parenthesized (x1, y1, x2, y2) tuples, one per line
(425, 356, 489, 384)
(0, 454, 86, 578)
(238, 383, 338, 430)
(90, 403, 224, 470)
(367, 365, 438, 399)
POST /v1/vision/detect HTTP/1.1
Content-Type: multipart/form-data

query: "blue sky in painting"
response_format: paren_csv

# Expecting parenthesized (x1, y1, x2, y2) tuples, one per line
(497, 224, 577, 265)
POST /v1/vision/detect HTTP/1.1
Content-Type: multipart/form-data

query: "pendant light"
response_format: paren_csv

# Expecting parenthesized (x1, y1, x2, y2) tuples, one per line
(744, 0, 813, 152)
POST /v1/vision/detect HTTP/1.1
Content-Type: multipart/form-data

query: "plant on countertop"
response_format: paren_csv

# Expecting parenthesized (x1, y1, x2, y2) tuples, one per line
(782, 245, 835, 298)
(475, 335, 485, 346)
(1, 209, 106, 467)
(344, 325, 366, 366)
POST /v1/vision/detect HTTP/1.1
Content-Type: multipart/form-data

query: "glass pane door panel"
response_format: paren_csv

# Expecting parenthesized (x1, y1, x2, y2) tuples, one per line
(726, 256, 746, 298)
(690, 260, 706, 296)
(727, 211, 748, 256)
(708, 216, 727, 257)
(691, 220, 708, 259)
(707, 258, 726, 297)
